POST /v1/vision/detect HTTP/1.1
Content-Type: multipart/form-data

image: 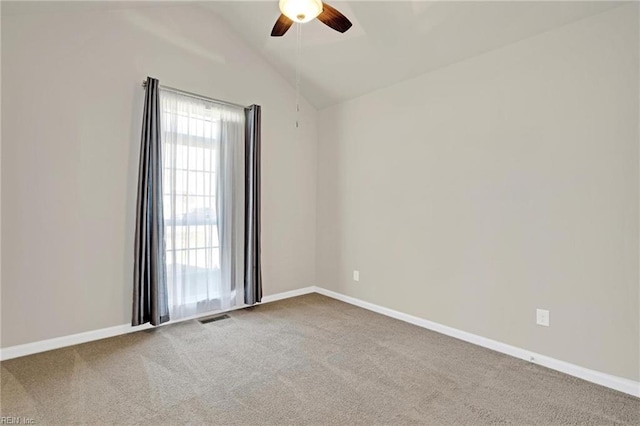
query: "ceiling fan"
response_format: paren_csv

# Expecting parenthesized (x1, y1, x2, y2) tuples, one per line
(271, 0, 352, 36)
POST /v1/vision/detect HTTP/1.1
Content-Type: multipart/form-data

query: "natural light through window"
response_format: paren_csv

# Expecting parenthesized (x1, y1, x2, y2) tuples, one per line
(160, 90, 245, 319)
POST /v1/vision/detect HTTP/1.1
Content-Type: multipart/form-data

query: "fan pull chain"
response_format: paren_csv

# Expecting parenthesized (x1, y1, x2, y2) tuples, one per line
(295, 22, 302, 128)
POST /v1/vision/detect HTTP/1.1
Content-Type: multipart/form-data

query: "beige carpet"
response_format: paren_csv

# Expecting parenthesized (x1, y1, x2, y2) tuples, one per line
(1, 293, 638, 425)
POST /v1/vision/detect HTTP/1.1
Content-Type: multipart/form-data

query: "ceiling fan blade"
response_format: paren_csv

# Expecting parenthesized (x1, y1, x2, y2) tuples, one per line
(271, 14, 294, 37)
(317, 2, 352, 33)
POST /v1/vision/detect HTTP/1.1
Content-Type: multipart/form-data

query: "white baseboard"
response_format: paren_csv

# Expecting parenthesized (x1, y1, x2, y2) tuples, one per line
(0, 323, 143, 362)
(0, 286, 316, 362)
(261, 286, 316, 303)
(313, 286, 640, 398)
(2, 285, 637, 398)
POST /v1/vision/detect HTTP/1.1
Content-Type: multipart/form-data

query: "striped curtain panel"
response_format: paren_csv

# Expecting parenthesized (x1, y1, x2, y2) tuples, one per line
(132, 77, 170, 326)
(244, 105, 262, 305)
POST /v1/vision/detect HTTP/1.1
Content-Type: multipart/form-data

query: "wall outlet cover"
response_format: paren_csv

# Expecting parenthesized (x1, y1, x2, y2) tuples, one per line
(536, 309, 550, 327)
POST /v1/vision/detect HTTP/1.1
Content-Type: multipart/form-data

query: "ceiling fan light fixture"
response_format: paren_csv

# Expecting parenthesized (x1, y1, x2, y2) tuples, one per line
(279, 0, 323, 23)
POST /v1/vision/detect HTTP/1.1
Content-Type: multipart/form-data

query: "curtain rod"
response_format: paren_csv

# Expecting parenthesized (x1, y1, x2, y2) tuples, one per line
(142, 80, 247, 110)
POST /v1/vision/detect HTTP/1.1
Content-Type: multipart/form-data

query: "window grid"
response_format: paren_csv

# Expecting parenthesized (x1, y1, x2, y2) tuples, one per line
(162, 116, 220, 273)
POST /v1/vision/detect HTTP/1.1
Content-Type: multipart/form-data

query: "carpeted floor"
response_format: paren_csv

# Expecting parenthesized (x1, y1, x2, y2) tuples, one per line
(1, 293, 639, 425)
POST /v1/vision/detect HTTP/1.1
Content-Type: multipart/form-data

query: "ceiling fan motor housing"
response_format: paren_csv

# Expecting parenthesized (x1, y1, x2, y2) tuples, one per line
(279, 0, 323, 23)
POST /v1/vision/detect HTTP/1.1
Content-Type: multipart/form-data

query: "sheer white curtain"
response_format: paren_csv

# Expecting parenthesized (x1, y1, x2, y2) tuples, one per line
(160, 89, 245, 320)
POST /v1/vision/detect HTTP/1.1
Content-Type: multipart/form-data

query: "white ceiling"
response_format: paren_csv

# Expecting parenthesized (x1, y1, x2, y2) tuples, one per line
(3, 1, 624, 109)
(203, 1, 624, 109)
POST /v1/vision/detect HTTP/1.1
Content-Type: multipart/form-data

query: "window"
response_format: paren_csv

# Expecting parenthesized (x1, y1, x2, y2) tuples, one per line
(160, 89, 245, 320)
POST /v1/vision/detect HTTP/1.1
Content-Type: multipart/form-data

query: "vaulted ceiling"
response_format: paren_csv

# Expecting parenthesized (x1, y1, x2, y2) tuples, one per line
(3, 1, 625, 109)
(204, 1, 623, 109)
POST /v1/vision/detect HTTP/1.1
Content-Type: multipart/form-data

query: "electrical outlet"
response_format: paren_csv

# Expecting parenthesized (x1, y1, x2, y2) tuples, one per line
(536, 309, 550, 327)
(353, 270, 360, 282)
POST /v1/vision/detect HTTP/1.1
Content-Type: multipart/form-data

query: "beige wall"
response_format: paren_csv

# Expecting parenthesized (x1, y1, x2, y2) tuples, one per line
(2, 0, 638, 385)
(317, 4, 639, 381)
(1, 3, 317, 347)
